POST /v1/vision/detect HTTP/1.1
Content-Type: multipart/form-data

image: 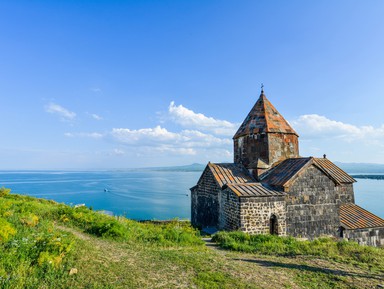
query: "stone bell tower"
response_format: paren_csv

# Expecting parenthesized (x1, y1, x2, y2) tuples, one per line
(233, 87, 299, 177)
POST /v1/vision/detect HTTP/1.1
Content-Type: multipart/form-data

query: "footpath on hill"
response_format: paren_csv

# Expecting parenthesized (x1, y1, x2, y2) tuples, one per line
(56, 225, 384, 289)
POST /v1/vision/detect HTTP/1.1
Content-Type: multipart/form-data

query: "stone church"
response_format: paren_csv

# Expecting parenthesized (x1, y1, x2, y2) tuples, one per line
(191, 88, 384, 247)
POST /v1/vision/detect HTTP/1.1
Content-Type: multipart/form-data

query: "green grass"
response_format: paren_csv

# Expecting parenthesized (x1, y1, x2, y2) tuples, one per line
(212, 231, 384, 271)
(0, 188, 383, 288)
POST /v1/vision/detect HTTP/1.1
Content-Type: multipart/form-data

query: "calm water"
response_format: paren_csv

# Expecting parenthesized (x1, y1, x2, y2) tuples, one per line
(0, 170, 201, 220)
(0, 170, 383, 219)
(354, 178, 384, 218)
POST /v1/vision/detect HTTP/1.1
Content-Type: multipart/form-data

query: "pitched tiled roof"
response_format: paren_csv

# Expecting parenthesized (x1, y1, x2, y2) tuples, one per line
(313, 158, 356, 184)
(208, 162, 254, 187)
(340, 203, 384, 229)
(225, 183, 284, 197)
(260, 157, 355, 188)
(260, 158, 311, 187)
(233, 92, 298, 139)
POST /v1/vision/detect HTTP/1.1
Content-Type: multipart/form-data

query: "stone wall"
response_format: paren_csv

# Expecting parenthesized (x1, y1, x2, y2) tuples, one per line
(335, 184, 355, 204)
(234, 134, 269, 168)
(267, 133, 299, 166)
(342, 227, 384, 247)
(190, 167, 221, 228)
(219, 189, 241, 231)
(286, 165, 340, 238)
(234, 133, 299, 169)
(238, 195, 286, 235)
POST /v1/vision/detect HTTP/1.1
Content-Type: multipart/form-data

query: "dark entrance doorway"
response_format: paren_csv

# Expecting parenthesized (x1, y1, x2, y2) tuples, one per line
(270, 214, 278, 235)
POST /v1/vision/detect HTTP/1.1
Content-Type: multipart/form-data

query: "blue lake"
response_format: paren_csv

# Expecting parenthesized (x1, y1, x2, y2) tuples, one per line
(0, 170, 383, 219)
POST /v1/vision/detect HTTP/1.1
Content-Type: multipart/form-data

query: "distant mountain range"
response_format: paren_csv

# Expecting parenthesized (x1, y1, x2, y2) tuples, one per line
(334, 162, 384, 174)
(149, 162, 384, 175)
(146, 163, 206, 172)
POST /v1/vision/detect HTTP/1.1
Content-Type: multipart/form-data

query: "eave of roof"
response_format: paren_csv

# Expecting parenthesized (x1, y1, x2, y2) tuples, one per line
(224, 183, 285, 197)
(207, 162, 254, 188)
(340, 203, 384, 229)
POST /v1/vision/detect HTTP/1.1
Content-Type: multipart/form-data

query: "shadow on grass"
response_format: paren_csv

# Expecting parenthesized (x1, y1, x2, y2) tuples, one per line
(233, 258, 384, 281)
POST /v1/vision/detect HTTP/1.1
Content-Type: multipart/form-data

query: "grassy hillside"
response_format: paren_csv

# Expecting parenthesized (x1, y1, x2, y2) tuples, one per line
(0, 188, 383, 289)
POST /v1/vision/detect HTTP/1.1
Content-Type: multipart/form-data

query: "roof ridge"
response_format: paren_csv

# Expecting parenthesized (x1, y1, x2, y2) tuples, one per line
(261, 94, 270, 133)
(233, 92, 298, 139)
(227, 182, 260, 186)
(313, 158, 356, 184)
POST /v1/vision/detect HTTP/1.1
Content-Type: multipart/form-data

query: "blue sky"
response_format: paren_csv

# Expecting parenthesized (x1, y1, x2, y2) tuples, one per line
(1, 1, 384, 169)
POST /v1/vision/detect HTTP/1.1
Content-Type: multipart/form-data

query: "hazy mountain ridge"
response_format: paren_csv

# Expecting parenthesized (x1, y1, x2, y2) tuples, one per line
(145, 163, 206, 172)
(148, 162, 384, 174)
(335, 162, 384, 174)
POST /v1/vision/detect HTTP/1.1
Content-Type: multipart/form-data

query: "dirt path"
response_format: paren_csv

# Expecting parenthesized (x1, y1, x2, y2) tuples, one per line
(56, 224, 130, 262)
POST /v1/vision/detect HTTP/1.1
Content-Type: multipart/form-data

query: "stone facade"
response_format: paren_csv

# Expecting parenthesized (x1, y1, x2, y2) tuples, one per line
(239, 195, 286, 235)
(218, 189, 241, 231)
(234, 133, 299, 170)
(284, 165, 340, 238)
(335, 184, 355, 204)
(342, 227, 384, 247)
(267, 133, 299, 166)
(234, 134, 269, 168)
(190, 167, 221, 228)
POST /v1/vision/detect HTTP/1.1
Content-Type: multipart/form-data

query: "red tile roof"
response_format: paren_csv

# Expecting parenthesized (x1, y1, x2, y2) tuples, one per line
(340, 203, 384, 229)
(260, 157, 355, 188)
(225, 183, 284, 197)
(233, 92, 298, 139)
(208, 162, 254, 187)
(313, 158, 356, 184)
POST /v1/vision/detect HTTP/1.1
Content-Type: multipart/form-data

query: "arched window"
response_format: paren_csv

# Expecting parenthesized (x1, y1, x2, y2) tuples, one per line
(270, 214, 278, 235)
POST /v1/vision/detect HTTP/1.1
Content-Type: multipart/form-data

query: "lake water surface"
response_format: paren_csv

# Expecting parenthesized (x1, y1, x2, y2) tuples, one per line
(0, 170, 383, 219)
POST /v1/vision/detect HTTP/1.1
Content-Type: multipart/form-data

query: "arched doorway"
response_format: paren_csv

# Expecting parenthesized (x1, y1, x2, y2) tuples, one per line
(270, 214, 278, 235)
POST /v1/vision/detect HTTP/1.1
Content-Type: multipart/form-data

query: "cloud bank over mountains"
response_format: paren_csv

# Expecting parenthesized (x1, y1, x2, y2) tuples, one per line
(45, 101, 384, 167)
(109, 102, 234, 161)
(293, 114, 384, 143)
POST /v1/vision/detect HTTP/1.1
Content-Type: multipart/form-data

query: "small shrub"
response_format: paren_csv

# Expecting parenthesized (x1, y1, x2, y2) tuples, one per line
(20, 213, 39, 227)
(0, 187, 10, 197)
(86, 220, 126, 238)
(0, 218, 16, 243)
(37, 251, 63, 268)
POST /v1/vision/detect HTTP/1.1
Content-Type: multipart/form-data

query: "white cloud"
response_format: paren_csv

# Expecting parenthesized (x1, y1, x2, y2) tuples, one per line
(292, 114, 384, 141)
(91, 113, 103, 120)
(111, 126, 182, 144)
(168, 101, 238, 136)
(60, 102, 236, 163)
(45, 103, 76, 121)
(110, 126, 231, 148)
(291, 114, 384, 162)
(65, 132, 103, 139)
